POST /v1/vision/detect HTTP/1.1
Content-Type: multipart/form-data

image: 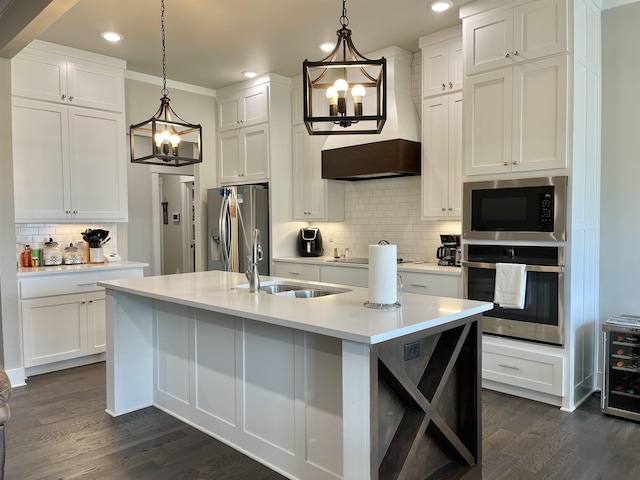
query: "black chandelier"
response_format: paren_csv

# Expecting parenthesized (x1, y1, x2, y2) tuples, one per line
(302, 0, 387, 135)
(130, 0, 202, 166)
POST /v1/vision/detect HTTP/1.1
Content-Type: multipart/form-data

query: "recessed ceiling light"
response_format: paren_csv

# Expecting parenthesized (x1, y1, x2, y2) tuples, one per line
(242, 71, 258, 78)
(319, 42, 335, 53)
(101, 31, 123, 42)
(428, 0, 454, 12)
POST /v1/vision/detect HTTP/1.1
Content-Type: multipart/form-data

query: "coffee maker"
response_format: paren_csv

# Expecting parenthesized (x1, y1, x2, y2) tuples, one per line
(436, 234, 461, 266)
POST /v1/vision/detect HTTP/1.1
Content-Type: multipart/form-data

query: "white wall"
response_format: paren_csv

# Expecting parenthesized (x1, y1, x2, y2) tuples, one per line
(600, 3, 640, 317)
(0, 57, 19, 370)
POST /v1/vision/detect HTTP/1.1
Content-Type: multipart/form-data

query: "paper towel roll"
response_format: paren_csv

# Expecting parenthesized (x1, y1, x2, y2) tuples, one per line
(368, 244, 397, 305)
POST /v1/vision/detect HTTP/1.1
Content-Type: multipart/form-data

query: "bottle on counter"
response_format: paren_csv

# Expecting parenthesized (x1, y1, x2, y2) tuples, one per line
(21, 245, 32, 268)
(30, 236, 41, 267)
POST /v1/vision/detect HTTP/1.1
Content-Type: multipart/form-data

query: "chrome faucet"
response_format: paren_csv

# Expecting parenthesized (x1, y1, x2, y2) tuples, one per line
(246, 228, 262, 292)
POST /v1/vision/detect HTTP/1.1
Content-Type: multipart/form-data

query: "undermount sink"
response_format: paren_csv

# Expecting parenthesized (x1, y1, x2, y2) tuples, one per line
(237, 281, 350, 298)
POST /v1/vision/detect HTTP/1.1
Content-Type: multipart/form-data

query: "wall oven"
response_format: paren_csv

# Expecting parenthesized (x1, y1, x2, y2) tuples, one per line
(463, 244, 564, 346)
(463, 176, 567, 242)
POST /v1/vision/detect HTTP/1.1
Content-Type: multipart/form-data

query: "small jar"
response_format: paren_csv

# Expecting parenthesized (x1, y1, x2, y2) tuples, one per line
(42, 239, 62, 266)
(63, 243, 84, 265)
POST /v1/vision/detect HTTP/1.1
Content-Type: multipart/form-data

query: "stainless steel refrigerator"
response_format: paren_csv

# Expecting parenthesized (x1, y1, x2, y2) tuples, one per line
(207, 184, 269, 275)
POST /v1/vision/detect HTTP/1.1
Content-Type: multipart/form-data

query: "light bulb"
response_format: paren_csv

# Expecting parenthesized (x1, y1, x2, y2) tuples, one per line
(170, 134, 180, 147)
(326, 87, 338, 104)
(154, 133, 163, 147)
(351, 84, 366, 102)
(333, 78, 349, 96)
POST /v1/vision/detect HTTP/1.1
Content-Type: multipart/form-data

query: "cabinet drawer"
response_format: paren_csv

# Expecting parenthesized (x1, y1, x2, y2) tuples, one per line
(401, 272, 460, 298)
(19, 268, 143, 299)
(320, 265, 368, 288)
(482, 343, 564, 396)
(273, 263, 320, 282)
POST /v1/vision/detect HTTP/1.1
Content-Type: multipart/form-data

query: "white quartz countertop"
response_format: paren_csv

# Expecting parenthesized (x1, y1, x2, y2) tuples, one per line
(18, 261, 148, 277)
(99, 271, 491, 345)
(273, 256, 462, 276)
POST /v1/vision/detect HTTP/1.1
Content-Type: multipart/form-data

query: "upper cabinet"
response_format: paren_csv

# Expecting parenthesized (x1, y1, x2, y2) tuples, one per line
(463, 0, 567, 76)
(11, 42, 128, 222)
(462, 0, 568, 176)
(12, 50, 124, 112)
(420, 27, 463, 98)
(218, 84, 269, 132)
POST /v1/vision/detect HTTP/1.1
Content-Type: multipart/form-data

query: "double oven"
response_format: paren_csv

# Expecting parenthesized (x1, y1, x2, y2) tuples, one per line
(462, 176, 567, 346)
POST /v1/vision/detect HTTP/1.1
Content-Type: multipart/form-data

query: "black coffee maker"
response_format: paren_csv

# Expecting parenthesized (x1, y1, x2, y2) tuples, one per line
(298, 227, 323, 257)
(436, 234, 461, 266)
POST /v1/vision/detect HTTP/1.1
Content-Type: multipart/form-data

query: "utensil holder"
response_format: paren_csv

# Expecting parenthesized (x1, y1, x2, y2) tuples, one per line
(89, 247, 103, 263)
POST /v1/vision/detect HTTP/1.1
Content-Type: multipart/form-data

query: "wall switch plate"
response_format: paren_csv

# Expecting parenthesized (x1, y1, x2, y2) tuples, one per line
(404, 341, 420, 361)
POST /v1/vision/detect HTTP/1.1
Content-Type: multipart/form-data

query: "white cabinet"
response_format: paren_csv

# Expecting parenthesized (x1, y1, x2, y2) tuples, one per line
(464, 55, 567, 175)
(321, 265, 368, 288)
(273, 262, 321, 282)
(292, 124, 345, 221)
(401, 271, 460, 298)
(218, 84, 269, 131)
(12, 98, 128, 221)
(422, 92, 463, 218)
(19, 266, 145, 371)
(219, 124, 270, 184)
(421, 36, 463, 97)
(12, 50, 124, 112)
(463, 0, 568, 76)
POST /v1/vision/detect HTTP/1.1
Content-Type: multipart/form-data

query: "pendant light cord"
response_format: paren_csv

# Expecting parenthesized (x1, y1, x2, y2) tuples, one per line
(340, 0, 349, 28)
(161, 0, 168, 97)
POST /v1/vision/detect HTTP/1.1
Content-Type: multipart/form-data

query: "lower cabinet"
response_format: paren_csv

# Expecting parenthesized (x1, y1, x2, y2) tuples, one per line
(272, 261, 461, 297)
(19, 265, 145, 371)
(22, 291, 105, 367)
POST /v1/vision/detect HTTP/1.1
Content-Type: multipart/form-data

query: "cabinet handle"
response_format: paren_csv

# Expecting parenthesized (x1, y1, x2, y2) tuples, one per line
(61, 94, 67, 100)
(448, 82, 453, 89)
(77, 282, 98, 287)
(288, 272, 301, 275)
(497, 363, 521, 370)
(409, 284, 427, 288)
(69, 95, 74, 101)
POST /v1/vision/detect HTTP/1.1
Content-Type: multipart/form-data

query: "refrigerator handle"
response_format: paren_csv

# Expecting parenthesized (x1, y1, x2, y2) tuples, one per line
(219, 194, 231, 271)
(601, 330, 608, 411)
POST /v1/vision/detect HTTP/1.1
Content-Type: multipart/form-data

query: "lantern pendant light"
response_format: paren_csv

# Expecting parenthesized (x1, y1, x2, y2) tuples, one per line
(130, 0, 202, 166)
(302, 0, 386, 135)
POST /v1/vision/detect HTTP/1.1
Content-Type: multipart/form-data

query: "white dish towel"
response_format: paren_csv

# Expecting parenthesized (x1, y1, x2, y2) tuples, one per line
(494, 263, 527, 309)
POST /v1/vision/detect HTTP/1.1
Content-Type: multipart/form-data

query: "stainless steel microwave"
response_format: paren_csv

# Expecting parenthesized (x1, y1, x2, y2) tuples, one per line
(462, 176, 567, 242)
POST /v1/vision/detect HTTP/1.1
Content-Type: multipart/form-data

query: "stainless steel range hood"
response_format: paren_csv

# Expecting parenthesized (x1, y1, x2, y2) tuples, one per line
(321, 46, 421, 181)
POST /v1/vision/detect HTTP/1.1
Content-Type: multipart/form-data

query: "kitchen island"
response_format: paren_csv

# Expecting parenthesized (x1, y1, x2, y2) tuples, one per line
(100, 271, 492, 480)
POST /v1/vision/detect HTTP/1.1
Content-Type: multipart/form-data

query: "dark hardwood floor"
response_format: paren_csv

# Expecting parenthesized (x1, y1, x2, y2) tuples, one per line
(5, 363, 640, 479)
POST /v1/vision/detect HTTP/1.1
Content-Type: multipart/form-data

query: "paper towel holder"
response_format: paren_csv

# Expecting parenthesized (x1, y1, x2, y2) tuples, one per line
(364, 274, 403, 309)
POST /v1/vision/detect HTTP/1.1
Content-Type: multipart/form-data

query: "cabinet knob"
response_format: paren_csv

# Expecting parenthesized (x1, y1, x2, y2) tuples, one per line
(441, 207, 446, 211)
(448, 207, 453, 211)
(81, 301, 86, 304)
(512, 161, 517, 165)
(513, 51, 519, 56)
(66, 209, 71, 214)
(61, 94, 67, 100)
(449, 82, 453, 89)
(73, 210, 78, 214)
(442, 83, 446, 91)
(69, 95, 74, 101)
(503, 162, 509, 166)
(89, 300, 93, 303)
(504, 53, 510, 58)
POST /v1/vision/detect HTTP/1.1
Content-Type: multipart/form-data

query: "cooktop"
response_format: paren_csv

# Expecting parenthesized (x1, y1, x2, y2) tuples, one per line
(326, 258, 413, 265)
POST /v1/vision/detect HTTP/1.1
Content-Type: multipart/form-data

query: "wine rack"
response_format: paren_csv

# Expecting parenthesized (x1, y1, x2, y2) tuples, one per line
(602, 315, 640, 421)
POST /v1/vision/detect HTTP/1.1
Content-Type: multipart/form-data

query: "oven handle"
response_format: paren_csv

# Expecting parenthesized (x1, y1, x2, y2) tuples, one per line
(461, 260, 564, 273)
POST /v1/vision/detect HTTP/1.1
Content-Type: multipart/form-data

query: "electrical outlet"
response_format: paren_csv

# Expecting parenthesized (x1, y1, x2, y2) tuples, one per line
(404, 341, 420, 361)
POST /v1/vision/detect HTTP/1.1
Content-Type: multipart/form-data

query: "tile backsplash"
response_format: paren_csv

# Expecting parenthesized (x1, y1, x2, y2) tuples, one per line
(15, 222, 119, 262)
(314, 176, 461, 263)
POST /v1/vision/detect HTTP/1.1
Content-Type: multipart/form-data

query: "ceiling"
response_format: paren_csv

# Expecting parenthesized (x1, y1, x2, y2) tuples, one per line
(28, 0, 473, 90)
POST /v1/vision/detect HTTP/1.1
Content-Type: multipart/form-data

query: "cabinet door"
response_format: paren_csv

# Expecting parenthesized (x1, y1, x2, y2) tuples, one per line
(218, 84, 269, 132)
(67, 61, 124, 112)
(422, 96, 450, 217)
(401, 272, 460, 298)
(464, 68, 513, 175)
(68, 107, 128, 220)
(272, 262, 321, 282)
(242, 123, 269, 181)
(218, 95, 242, 131)
(464, 9, 514, 75)
(22, 293, 88, 367)
(12, 52, 67, 103)
(511, 56, 567, 172)
(86, 291, 106, 354)
(513, 0, 567, 63)
(321, 266, 367, 288)
(423, 38, 464, 97)
(12, 98, 71, 220)
(219, 130, 242, 182)
(292, 126, 325, 220)
(447, 93, 463, 217)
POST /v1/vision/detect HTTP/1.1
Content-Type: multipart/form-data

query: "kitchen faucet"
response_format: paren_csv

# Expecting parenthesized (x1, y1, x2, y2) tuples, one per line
(246, 228, 263, 292)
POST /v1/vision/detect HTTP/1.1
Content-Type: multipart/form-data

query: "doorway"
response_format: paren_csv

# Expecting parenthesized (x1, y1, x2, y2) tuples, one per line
(158, 174, 195, 275)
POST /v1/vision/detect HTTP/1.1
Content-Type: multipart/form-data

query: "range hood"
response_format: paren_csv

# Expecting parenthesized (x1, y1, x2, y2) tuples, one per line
(321, 46, 421, 181)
